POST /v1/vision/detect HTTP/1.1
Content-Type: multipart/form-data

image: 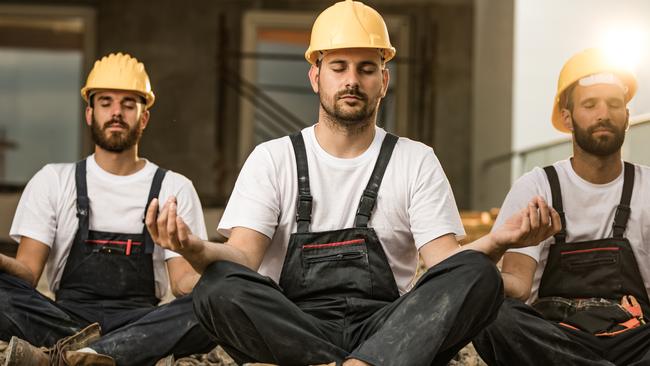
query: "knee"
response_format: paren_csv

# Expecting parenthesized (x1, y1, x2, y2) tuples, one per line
(193, 261, 263, 316)
(483, 297, 528, 336)
(430, 250, 503, 295)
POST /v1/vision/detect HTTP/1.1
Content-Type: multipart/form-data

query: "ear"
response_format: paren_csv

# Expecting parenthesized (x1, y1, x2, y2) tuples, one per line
(308, 65, 320, 93)
(85, 106, 93, 127)
(380, 68, 390, 98)
(625, 108, 630, 131)
(560, 108, 573, 131)
(139, 108, 150, 130)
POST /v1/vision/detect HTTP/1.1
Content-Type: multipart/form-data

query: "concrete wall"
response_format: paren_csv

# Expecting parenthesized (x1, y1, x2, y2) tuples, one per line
(2, 0, 475, 210)
(471, 0, 514, 210)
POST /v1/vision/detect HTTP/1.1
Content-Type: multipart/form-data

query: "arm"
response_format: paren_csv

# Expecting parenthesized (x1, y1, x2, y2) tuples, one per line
(166, 257, 200, 297)
(501, 252, 537, 301)
(147, 197, 271, 274)
(0, 237, 50, 287)
(419, 196, 560, 268)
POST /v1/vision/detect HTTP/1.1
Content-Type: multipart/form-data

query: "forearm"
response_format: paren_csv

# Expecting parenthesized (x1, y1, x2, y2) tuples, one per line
(461, 234, 507, 264)
(0, 254, 36, 286)
(171, 272, 200, 297)
(502, 272, 531, 301)
(179, 241, 253, 274)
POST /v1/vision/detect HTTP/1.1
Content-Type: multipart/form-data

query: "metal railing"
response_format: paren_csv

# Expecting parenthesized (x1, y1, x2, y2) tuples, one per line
(482, 113, 650, 181)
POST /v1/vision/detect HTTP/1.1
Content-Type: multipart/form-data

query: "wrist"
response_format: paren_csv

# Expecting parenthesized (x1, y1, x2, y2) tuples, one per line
(485, 233, 508, 261)
(177, 240, 206, 270)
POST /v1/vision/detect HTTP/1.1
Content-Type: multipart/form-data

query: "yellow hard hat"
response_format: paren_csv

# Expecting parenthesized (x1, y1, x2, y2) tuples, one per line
(305, 0, 396, 65)
(81, 52, 155, 109)
(552, 48, 637, 133)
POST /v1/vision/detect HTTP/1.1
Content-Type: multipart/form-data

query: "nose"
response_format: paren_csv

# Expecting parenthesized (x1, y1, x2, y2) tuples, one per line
(343, 69, 360, 89)
(109, 102, 123, 118)
(595, 102, 611, 121)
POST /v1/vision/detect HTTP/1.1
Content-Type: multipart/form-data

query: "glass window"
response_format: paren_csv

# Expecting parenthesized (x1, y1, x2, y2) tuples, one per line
(0, 7, 93, 186)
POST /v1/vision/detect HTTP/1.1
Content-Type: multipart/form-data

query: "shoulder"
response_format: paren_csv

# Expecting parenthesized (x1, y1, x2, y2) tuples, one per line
(391, 136, 440, 169)
(26, 162, 75, 188)
(632, 162, 650, 181)
(394, 136, 435, 156)
(512, 165, 550, 190)
(249, 135, 293, 163)
(160, 169, 194, 189)
(499, 164, 555, 212)
(254, 135, 293, 156)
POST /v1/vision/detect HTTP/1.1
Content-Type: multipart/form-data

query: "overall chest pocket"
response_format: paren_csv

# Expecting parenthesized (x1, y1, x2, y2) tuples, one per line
(301, 239, 371, 298)
(559, 246, 623, 295)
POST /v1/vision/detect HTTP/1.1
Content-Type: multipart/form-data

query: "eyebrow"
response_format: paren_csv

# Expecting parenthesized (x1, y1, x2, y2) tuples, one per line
(96, 95, 139, 103)
(326, 60, 380, 67)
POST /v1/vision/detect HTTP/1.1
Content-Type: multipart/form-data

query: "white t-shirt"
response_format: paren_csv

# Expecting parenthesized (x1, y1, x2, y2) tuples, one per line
(218, 125, 465, 294)
(496, 159, 650, 303)
(10, 154, 207, 299)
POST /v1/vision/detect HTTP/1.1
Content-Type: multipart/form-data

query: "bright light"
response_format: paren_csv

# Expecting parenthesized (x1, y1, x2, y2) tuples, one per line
(601, 27, 647, 71)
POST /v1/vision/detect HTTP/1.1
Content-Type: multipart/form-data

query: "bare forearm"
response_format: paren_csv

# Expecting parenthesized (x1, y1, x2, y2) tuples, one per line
(461, 234, 507, 264)
(502, 272, 531, 301)
(179, 241, 253, 274)
(0, 254, 36, 286)
(171, 272, 200, 297)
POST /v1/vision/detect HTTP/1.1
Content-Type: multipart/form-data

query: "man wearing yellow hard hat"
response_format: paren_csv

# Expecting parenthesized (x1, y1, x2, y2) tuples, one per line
(473, 48, 650, 365)
(1, 53, 214, 365)
(148, 1, 557, 365)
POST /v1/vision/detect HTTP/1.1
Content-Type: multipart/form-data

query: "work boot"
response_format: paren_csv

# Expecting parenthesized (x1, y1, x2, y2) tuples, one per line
(4, 336, 49, 366)
(48, 323, 102, 366)
(155, 354, 174, 366)
(63, 350, 115, 366)
(54, 322, 102, 353)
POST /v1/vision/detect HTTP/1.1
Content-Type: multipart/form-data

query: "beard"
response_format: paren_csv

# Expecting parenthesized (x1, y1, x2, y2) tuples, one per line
(90, 114, 143, 153)
(319, 85, 379, 127)
(572, 118, 626, 157)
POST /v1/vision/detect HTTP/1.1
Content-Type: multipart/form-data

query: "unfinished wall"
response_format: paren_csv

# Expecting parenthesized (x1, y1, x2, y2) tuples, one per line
(3, 0, 474, 209)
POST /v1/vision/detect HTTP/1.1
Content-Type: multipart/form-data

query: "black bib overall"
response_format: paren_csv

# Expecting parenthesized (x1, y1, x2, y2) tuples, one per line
(278, 132, 400, 304)
(533, 162, 649, 335)
(55, 159, 167, 328)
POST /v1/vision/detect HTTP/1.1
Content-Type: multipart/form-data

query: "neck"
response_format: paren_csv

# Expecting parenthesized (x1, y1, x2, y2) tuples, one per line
(571, 143, 622, 184)
(93, 146, 145, 176)
(315, 112, 376, 158)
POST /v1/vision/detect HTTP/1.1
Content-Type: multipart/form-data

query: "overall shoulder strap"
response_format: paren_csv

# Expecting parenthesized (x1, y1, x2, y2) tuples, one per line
(612, 162, 634, 238)
(354, 133, 399, 228)
(143, 167, 168, 253)
(290, 132, 312, 233)
(75, 160, 90, 245)
(543, 165, 567, 243)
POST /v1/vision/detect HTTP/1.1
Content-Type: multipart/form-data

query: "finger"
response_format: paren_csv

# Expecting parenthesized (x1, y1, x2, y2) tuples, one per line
(157, 200, 170, 244)
(519, 208, 531, 241)
(167, 201, 180, 248)
(549, 207, 562, 234)
(528, 201, 540, 231)
(145, 198, 159, 239)
(177, 216, 190, 249)
(536, 196, 551, 228)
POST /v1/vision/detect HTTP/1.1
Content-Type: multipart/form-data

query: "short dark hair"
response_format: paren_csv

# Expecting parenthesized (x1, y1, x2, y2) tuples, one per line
(559, 82, 578, 113)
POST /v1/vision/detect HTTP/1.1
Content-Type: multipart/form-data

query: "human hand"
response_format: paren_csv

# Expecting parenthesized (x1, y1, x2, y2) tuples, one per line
(145, 196, 204, 256)
(490, 196, 561, 250)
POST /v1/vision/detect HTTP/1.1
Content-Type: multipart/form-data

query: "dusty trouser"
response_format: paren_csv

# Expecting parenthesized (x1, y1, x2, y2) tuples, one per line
(0, 160, 214, 365)
(473, 298, 650, 366)
(192, 132, 503, 365)
(0, 272, 214, 365)
(194, 250, 503, 366)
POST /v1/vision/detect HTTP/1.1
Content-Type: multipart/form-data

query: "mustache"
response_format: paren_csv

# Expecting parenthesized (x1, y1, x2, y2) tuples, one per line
(102, 118, 128, 130)
(587, 120, 617, 133)
(336, 87, 367, 100)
